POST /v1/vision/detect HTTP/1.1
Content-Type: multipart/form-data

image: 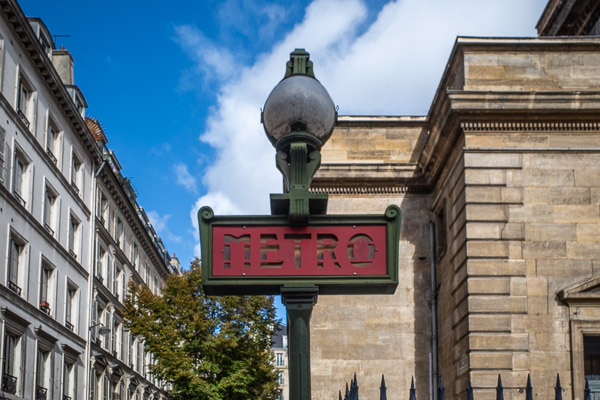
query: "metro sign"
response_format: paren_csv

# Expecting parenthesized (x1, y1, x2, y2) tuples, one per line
(198, 205, 401, 295)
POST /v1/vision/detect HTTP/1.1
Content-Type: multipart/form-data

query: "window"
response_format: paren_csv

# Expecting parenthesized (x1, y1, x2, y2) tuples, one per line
(70, 151, 82, 196)
(97, 190, 108, 227)
(16, 72, 35, 129)
(2, 331, 22, 395)
(43, 183, 58, 237)
(278, 371, 284, 385)
(434, 202, 447, 260)
(12, 147, 30, 208)
(113, 316, 122, 358)
(36, 346, 53, 399)
(96, 242, 107, 283)
(7, 231, 27, 296)
(39, 260, 54, 316)
(90, 370, 100, 400)
(131, 242, 139, 269)
(276, 352, 284, 366)
(46, 116, 61, 166)
(0, 126, 6, 185)
(63, 359, 76, 400)
(113, 263, 122, 299)
(115, 217, 123, 248)
(68, 213, 81, 259)
(585, 336, 600, 398)
(65, 284, 78, 331)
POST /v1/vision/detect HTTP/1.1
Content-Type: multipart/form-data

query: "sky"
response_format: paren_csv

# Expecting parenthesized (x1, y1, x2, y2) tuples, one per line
(18, 0, 548, 316)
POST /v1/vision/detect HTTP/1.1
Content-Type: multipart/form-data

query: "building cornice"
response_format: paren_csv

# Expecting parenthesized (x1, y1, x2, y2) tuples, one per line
(0, 0, 102, 163)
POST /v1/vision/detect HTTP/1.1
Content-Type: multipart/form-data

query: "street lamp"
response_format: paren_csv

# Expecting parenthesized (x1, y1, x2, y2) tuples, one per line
(89, 322, 110, 335)
(262, 48, 336, 400)
(262, 48, 336, 224)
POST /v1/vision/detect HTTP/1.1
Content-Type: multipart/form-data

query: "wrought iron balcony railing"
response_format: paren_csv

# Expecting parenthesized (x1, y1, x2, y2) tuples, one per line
(44, 223, 54, 236)
(17, 109, 30, 128)
(12, 190, 26, 207)
(39, 301, 51, 315)
(46, 149, 57, 165)
(2, 373, 17, 394)
(35, 385, 47, 400)
(65, 320, 74, 331)
(8, 280, 22, 296)
(70, 181, 79, 195)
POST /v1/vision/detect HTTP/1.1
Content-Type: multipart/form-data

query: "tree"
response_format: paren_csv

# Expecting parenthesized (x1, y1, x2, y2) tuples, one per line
(124, 259, 280, 400)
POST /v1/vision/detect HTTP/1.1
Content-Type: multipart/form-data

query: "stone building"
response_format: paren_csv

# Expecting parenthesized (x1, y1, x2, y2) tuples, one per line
(0, 1, 176, 399)
(310, 1, 600, 400)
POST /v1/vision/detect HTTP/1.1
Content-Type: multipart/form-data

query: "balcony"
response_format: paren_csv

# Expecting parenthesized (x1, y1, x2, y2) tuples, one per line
(65, 320, 74, 331)
(12, 190, 26, 207)
(2, 373, 17, 394)
(8, 280, 22, 296)
(43, 223, 54, 236)
(36, 385, 47, 400)
(39, 301, 51, 315)
(70, 181, 79, 195)
(46, 149, 57, 165)
(17, 109, 30, 128)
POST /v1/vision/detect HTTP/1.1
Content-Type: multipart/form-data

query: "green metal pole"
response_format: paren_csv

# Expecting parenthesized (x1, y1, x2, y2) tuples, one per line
(282, 286, 318, 400)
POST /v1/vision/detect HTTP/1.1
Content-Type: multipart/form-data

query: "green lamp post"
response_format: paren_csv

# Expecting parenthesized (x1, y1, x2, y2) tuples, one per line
(262, 49, 337, 399)
(262, 48, 336, 224)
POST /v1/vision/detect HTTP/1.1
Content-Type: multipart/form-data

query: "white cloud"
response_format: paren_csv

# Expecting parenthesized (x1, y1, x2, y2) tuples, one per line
(184, 0, 547, 227)
(190, 192, 244, 257)
(174, 163, 198, 193)
(174, 25, 236, 84)
(147, 210, 182, 244)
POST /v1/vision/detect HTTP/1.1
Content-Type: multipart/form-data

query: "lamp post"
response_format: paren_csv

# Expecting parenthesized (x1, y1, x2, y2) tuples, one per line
(262, 49, 336, 400)
(262, 48, 336, 224)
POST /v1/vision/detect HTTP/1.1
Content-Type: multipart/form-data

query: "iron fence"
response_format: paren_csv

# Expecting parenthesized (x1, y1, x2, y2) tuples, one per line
(338, 373, 595, 400)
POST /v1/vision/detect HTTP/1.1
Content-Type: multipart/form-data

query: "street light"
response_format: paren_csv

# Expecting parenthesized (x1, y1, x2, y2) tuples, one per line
(262, 48, 336, 224)
(261, 48, 336, 400)
(89, 322, 110, 335)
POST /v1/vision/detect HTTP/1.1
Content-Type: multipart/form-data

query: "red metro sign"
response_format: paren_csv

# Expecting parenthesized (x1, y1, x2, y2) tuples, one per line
(198, 205, 401, 295)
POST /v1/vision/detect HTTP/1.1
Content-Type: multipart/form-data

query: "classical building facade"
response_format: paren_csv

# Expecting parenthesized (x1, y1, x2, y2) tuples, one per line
(0, 1, 176, 399)
(310, 1, 600, 400)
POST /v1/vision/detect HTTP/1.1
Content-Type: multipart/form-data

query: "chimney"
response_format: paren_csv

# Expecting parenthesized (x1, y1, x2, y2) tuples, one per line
(52, 46, 74, 85)
(169, 254, 181, 274)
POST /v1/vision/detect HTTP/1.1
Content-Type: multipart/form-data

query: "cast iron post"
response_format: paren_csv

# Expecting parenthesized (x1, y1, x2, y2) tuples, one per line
(282, 286, 318, 400)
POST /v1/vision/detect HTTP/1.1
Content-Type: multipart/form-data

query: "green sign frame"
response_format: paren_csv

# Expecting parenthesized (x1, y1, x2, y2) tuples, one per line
(198, 205, 401, 295)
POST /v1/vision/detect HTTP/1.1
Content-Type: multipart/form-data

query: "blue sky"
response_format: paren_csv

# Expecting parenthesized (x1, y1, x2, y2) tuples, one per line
(19, 0, 546, 282)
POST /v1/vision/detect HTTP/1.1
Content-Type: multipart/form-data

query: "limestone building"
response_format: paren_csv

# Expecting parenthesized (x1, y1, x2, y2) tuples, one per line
(310, 1, 600, 400)
(0, 1, 176, 399)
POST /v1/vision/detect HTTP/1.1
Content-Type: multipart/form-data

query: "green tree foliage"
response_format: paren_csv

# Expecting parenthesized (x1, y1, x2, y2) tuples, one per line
(124, 259, 280, 400)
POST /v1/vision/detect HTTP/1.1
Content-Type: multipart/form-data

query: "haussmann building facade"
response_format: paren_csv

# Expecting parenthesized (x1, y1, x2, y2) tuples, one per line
(309, 1, 600, 399)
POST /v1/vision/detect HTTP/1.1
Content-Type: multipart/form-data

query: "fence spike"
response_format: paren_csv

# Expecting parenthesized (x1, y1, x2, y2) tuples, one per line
(438, 376, 445, 400)
(555, 373, 563, 400)
(339, 390, 343, 400)
(379, 374, 387, 400)
(525, 373, 533, 400)
(408, 376, 416, 400)
(345, 381, 349, 400)
(585, 377, 591, 400)
(353, 373, 359, 400)
(496, 375, 504, 400)
(466, 376, 474, 400)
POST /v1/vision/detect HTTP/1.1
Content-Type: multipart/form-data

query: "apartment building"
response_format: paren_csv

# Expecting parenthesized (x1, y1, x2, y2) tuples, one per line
(272, 325, 289, 400)
(87, 117, 177, 400)
(0, 1, 177, 399)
